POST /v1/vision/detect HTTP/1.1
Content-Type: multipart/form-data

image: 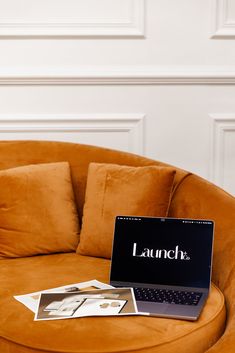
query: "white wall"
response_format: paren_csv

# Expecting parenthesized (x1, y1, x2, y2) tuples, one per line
(0, 0, 234, 195)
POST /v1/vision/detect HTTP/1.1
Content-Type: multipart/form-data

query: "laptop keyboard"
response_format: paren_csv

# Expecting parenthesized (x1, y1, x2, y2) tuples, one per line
(133, 287, 202, 306)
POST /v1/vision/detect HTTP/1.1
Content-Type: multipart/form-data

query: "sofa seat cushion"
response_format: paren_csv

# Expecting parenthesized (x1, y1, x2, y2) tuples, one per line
(0, 253, 226, 353)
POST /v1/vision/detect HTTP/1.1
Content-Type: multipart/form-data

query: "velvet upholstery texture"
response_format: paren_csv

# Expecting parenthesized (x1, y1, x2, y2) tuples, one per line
(0, 141, 188, 222)
(0, 253, 226, 353)
(0, 140, 234, 353)
(77, 162, 176, 258)
(0, 162, 79, 258)
(168, 174, 235, 353)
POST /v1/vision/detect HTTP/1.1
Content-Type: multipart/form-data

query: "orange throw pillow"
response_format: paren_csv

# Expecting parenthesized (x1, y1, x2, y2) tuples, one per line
(77, 163, 176, 259)
(0, 162, 79, 258)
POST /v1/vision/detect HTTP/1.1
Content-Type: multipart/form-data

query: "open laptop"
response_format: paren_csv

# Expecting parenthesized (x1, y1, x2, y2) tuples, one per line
(110, 216, 214, 321)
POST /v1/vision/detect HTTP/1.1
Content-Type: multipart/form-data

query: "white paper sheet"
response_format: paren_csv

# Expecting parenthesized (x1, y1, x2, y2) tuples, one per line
(14, 280, 113, 313)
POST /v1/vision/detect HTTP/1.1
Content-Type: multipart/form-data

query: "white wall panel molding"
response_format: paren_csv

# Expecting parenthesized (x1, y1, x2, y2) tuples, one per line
(0, 114, 145, 155)
(210, 114, 235, 195)
(1, 66, 235, 85)
(211, 0, 235, 38)
(0, 0, 144, 38)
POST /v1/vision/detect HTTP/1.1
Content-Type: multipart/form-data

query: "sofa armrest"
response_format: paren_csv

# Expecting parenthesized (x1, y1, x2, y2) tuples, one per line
(205, 326, 235, 353)
(169, 174, 235, 352)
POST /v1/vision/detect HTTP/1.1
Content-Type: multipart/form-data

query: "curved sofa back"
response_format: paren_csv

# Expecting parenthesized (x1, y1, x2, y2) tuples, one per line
(0, 141, 234, 325)
(0, 140, 188, 220)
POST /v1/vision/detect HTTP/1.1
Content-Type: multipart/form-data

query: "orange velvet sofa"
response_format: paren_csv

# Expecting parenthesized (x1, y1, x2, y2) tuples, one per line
(0, 140, 234, 353)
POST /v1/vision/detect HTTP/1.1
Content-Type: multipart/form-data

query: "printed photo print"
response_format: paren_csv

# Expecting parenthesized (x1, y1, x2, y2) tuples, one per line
(35, 288, 137, 321)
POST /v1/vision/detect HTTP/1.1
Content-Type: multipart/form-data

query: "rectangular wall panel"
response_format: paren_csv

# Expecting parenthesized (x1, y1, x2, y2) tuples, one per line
(211, 0, 235, 38)
(0, 0, 144, 37)
(211, 114, 235, 195)
(0, 114, 145, 155)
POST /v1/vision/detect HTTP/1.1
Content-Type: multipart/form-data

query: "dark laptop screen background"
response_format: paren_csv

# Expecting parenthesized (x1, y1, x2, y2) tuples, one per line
(110, 216, 214, 289)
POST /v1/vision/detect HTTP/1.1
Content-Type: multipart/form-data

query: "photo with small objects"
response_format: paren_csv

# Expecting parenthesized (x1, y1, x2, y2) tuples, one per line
(35, 288, 137, 320)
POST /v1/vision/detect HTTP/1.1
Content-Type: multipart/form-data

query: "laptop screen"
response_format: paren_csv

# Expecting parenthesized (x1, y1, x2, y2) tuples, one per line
(110, 216, 214, 289)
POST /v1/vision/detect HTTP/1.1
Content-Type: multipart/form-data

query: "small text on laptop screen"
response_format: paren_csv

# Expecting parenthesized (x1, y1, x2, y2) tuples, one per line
(110, 217, 214, 289)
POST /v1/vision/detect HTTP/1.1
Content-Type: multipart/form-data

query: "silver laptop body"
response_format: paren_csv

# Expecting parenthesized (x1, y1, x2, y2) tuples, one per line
(110, 216, 214, 321)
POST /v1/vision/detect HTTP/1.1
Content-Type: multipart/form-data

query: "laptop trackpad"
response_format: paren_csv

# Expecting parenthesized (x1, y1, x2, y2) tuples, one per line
(137, 301, 169, 314)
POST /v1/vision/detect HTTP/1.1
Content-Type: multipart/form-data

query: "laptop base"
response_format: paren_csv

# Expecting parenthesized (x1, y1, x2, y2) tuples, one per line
(112, 282, 208, 321)
(137, 300, 204, 321)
